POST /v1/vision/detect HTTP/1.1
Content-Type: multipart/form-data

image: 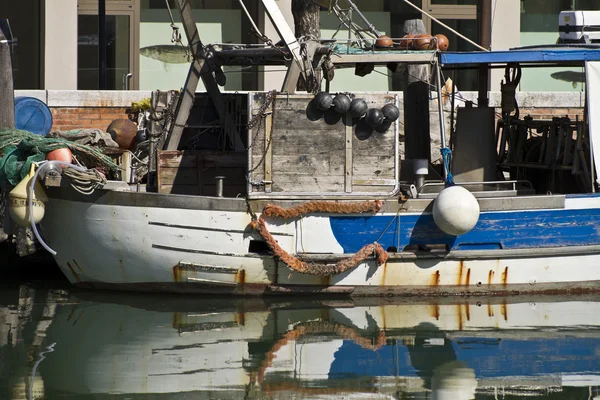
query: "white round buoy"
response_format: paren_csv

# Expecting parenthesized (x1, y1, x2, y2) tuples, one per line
(432, 185, 480, 236)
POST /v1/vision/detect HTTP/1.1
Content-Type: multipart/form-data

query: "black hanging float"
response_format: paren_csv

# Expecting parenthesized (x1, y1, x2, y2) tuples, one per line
(365, 108, 384, 127)
(332, 93, 351, 114)
(349, 98, 368, 118)
(381, 103, 400, 122)
(314, 92, 334, 111)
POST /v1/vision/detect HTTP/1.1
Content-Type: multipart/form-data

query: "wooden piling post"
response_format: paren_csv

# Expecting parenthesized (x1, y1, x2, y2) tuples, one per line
(0, 40, 15, 130)
(0, 39, 14, 244)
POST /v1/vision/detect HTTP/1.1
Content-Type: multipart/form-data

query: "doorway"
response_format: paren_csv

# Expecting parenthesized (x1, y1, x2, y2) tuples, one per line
(77, 0, 139, 89)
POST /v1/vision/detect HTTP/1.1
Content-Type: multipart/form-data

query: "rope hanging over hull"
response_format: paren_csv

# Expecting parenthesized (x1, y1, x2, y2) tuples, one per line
(262, 199, 383, 218)
(250, 200, 388, 277)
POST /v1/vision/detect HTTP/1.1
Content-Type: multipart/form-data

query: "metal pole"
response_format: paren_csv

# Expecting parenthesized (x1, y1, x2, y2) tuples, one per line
(215, 176, 225, 197)
(477, 0, 492, 107)
(435, 60, 448, 179)
(99, 0, 106, 89)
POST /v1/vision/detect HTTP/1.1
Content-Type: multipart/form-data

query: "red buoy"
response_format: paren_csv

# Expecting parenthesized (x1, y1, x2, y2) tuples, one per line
(46, 147, 73, 164)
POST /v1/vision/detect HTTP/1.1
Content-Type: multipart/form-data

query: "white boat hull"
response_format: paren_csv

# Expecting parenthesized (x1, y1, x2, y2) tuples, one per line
(40, 187, 600, 295)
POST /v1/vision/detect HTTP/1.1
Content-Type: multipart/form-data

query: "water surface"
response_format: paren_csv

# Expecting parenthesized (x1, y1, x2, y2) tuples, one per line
(1, 281, 600, 399)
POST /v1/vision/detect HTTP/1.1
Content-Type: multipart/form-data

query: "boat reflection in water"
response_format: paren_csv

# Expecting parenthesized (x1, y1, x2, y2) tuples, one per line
(5, 290, 600, 399)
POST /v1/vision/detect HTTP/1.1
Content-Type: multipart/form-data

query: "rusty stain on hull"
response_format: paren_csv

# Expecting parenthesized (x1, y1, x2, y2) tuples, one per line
(501, 300, 508, 321)
(429, 303, 440, 320)
(236, 269, 246, 285)
(173, 265, 183, 283)
(487, 303, 494, 317)
(466, 268, 471, 286)
(488, 270, 495, 286)
(381, 262, 388, 286)
(501, 266, 509, 286)
(66, 262, 81, 282)
(458, 261, 464, 285)
(235, 312, 246, 326)
(457, 304, 464, 330)
(465, 302, 471, 321)
(431, 270, 440, 286)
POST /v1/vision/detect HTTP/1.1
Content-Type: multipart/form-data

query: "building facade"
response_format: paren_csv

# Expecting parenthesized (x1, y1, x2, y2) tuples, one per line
(1, 0, 599, 93)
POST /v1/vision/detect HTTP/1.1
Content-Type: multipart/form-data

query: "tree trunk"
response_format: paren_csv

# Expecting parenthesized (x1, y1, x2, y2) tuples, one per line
(291, 0, 320, 40)
(291, 0, 321, 91)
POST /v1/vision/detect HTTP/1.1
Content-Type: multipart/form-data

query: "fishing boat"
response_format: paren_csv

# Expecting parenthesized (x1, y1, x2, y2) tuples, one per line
(38, 294, 600, 398)
(24, 0, 600, 295)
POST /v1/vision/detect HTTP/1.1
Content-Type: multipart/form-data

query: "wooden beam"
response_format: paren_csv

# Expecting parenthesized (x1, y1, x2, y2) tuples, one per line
(165, 0, 244, 151)
(261, 0, 309, 92)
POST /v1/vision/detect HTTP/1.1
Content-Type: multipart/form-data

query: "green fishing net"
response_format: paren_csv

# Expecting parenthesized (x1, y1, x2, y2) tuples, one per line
(0, 129, 119, 191)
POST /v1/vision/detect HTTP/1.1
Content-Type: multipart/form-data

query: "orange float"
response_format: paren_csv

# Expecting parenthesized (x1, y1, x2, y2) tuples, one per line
(375, 35, 394, 48)
(414, 34, 433, 50)
(433, 34, 450, 51)
(399, 34, 415, 49)
(46, 147, 73, 164)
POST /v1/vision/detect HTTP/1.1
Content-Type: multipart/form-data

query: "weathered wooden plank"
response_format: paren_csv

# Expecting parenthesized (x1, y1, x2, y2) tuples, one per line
(345, 115, 353, 193)
(271, 154, 332, 175)
(159, 151, 198, 168)
(159, 184, 199, 195)
(159, 151, 246, 168)
(272, 175, 344, 192)
(353, 179, 396, 186)
(264, 112, 273, 193)
(157, 168, 198, 186)
(352, 185, 396, 193)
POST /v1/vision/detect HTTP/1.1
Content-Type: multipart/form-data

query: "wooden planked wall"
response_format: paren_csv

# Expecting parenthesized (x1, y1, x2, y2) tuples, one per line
(158, 151, 247, 197)
(249, 93, 399, 194)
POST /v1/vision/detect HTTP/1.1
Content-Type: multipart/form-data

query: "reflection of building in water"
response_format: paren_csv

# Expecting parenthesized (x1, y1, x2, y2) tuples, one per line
(0, 285, 63, 400)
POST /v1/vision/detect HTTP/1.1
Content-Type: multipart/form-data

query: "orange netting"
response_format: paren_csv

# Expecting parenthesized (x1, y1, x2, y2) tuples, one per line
(262, 200, 383, 218)
(250, 216, 388, 277)
(252, 321, 387, 384)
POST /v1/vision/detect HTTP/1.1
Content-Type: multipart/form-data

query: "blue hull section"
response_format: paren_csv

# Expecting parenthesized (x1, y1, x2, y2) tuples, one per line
(329, 336, 600, 379)
(329, 208, 600, 252)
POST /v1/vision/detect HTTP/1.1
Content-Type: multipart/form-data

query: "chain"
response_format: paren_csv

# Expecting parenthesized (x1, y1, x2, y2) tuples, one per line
(248, 91, 277, 174)
(248, 90, 276, 130)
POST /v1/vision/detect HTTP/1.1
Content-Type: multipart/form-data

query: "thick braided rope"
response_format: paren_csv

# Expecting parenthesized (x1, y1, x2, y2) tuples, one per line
(252, 321, 386, 384)
(250, 216, 388, 277)
(262, 200, 383, 219)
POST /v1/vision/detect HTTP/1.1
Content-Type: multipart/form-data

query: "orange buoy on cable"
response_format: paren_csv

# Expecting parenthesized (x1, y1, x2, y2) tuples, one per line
(414, 34, 433, 50)
(399, 34, 415, 49)
(433, 34, 450, 51)
(375, 35, 394, 48)
(46, 147, 73, 164)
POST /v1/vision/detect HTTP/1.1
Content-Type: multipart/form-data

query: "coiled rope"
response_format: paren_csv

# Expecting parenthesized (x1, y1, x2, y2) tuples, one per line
(63, 167, 107, 195)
